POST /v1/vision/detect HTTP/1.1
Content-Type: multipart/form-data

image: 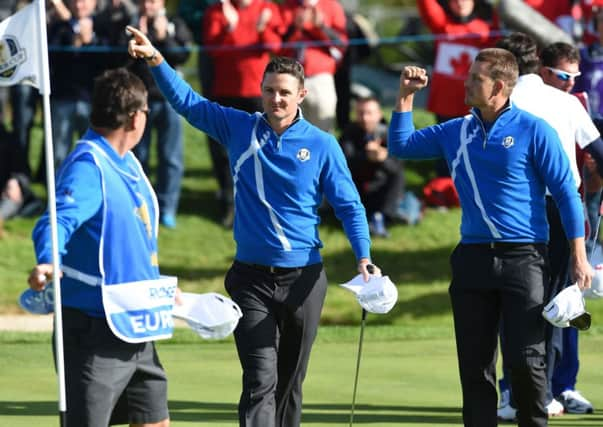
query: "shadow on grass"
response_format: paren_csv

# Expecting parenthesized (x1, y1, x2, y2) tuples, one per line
(3, 400, 603, 425)
(0, 401, 56, 416)
(177, 186, 221, 220)
(182, 165, 215, 180)
(167, 401, 465, 424)
(323, 245, 455, 285)
(387, 290, 451, 319)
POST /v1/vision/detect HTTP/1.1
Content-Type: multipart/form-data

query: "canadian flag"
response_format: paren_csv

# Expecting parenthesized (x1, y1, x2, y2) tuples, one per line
(434, 42, 479, 79)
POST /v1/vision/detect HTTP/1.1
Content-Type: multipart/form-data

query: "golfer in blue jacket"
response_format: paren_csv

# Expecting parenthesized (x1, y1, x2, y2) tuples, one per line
(127, 26, 380, 427)
(388, 48, 592, 427)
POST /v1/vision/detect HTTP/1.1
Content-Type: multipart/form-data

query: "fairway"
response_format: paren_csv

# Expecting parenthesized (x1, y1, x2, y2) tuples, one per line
(2, 328, 603, 426)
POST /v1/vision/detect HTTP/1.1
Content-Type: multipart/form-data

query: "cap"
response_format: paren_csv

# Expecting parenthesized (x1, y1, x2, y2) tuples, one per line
(356, 276, 398, 314)
(542, 284, 591, 331)
(18, 285, 54, 315)
(172, 292, 242, 339)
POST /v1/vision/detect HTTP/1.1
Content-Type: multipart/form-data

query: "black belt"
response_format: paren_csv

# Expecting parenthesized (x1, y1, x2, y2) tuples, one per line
(469, 242, 538, 250)
(236, 261, 301, 274)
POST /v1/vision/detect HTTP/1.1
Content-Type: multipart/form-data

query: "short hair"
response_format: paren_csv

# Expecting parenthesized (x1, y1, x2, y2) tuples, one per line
(355, 95, 380, 105)
(89, 68, 147, 130)
(474, 48, 519, 96)
(496, 32, 540, 75)
(263, 56, 305, 87)
(540, 42, 580, 67)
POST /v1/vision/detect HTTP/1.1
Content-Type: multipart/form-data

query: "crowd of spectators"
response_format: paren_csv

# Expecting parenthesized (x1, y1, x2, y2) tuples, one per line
(2, 0, 383, 231)
(4, 0, 603, 237)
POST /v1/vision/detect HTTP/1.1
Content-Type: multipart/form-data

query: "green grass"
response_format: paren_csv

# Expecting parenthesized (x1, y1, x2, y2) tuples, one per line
(2, 329, 603, 426)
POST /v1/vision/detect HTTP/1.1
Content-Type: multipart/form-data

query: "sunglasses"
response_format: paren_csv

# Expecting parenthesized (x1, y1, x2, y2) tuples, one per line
(546, 67, 581, 82)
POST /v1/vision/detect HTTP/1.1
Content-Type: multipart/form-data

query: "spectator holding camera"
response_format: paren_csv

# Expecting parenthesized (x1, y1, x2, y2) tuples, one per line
(339, 96, 404, 237)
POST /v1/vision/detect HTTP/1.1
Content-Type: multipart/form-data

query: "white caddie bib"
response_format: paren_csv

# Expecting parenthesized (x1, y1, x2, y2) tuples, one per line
(101, 276, 177, 343)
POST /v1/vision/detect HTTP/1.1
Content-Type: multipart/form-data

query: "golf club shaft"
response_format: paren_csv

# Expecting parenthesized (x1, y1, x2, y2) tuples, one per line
(588, 192, 603, 262)
(350, 308, 367, 427)
(590, 215, 602, 261)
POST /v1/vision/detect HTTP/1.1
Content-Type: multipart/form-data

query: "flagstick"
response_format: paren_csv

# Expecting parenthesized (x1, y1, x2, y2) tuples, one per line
(44, 90, 67, 426)
(36, 0, 67, 425)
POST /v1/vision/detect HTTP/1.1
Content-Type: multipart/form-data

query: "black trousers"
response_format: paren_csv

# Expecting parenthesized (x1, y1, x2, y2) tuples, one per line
(449, 243, 549, 427)
(225, 261, 327, 427)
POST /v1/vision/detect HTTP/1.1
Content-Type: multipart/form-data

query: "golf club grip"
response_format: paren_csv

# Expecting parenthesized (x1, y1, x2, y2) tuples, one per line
(366, 264, 375, 275)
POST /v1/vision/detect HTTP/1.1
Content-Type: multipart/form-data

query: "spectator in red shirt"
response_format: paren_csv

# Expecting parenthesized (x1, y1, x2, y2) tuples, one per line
(279, 0, 347, 133)
(203, 0, 282, 227)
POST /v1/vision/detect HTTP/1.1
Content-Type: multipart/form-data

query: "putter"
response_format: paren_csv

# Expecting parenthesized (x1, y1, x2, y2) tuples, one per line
(349, 264, 375, 427)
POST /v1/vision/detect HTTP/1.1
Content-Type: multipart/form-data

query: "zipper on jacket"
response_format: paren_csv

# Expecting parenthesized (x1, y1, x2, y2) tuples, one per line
(260, 113, 301, 152)
(470, 103, 512, 149)
(470, 111, 489, 149)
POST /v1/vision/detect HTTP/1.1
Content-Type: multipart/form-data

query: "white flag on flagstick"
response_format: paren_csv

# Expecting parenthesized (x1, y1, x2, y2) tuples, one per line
(0, 1, 49, 93)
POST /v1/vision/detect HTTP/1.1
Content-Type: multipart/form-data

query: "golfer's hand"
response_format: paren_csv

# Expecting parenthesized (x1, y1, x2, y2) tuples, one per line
(570, 238, 593, 290)
(399, 66, 428, 98)
(174, 287, 183, 306)
(126, 26, 162, 66)
(572, 257, 593, 290)
(28, 264, 54, 291)
(358, 258, 381, 282)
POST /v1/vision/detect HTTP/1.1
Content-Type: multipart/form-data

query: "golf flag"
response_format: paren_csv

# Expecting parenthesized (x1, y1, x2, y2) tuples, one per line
(0, 0, 50, 94)
(1, 1, 63, 422)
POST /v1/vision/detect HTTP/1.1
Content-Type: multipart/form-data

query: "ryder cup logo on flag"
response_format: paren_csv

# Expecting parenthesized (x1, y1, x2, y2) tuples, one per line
(0, 2, 46, 91)
(0, 36, 26, 79)
(101, 276, 178, 343)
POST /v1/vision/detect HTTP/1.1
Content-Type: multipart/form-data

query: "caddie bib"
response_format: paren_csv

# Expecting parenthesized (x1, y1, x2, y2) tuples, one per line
(74, 140, 176, 343)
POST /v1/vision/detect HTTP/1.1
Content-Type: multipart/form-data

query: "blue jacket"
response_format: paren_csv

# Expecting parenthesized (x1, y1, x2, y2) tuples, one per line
(32, 130, 160, 317)
(388, 104, 584, 243)
(151, 61, 370, 266)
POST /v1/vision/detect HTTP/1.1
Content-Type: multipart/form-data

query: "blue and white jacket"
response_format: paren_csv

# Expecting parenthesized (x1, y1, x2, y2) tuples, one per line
(151, 62, 371, 267)
(388, 104, 584, 243)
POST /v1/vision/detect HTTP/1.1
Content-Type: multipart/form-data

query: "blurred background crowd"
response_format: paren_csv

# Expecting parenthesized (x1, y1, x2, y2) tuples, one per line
(1, 0, 602, 239)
